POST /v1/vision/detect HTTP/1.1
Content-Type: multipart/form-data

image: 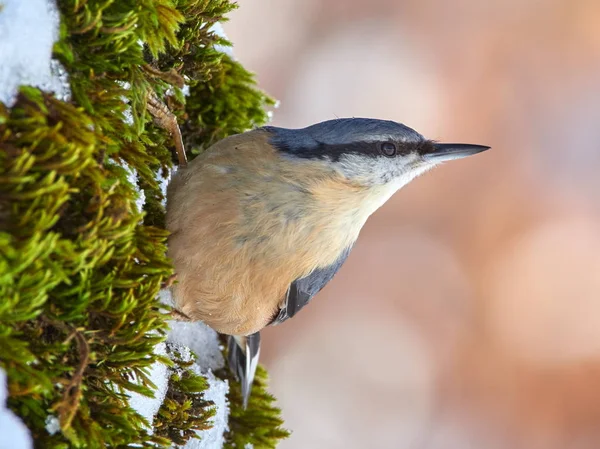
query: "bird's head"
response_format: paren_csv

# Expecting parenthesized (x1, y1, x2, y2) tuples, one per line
(262, 118, 490, 222)
(264, 117, 489, 188)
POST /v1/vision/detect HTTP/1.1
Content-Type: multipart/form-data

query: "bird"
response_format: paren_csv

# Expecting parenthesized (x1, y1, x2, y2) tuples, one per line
(163, 117, 490, 408)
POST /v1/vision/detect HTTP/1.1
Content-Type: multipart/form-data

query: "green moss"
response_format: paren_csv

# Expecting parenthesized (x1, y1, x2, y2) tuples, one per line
(153, 344, 216, 446)
(1, 0, 286, 447)
(220, 366, 291, 449)
(1, 87, 172, 448)
(183, 54, 277, 153)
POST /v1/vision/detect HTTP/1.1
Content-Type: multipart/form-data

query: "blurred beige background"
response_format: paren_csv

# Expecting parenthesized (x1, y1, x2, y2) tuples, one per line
(223, 1, 600, 448)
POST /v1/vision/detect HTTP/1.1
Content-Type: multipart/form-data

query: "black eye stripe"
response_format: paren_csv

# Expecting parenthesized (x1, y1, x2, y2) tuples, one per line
(272, 139, 418, 161)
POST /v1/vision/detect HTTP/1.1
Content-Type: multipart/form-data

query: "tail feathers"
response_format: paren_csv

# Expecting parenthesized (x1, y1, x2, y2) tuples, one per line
(227, 332, 261, 409)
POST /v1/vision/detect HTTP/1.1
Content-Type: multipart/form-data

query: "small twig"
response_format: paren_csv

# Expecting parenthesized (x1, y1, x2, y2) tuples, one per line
(146, 91, 188, 167)
(40, 316, 91, 432)
(142, 64, 185, 88)
(100, 23, 135, 34)
(72, 17, 101, 35)
(161, 273, 178, 289)
(169, 309, 193, 322)
(57, 330, 90, 431)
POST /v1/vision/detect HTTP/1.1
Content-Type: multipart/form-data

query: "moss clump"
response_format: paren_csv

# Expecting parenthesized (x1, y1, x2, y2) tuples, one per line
(223, 365, 291, 449)
(182, 53, 278, 153)
(1, 0, 286, 447)
(153, 344, 216, 446)
(1, 87, 173, 447)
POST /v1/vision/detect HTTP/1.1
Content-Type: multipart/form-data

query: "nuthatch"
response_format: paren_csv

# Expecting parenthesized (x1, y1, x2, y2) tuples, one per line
(164, 117, 489, 407)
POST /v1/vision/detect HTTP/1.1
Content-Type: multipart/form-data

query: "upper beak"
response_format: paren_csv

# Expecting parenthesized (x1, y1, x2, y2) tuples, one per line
(423, 143, 491, 162)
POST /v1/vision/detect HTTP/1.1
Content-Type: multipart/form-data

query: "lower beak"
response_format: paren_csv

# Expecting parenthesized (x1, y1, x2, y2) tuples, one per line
(423, 143, 491, 162)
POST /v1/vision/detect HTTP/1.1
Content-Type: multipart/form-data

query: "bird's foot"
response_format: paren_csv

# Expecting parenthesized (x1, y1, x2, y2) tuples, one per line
(146, 91, 188, 167)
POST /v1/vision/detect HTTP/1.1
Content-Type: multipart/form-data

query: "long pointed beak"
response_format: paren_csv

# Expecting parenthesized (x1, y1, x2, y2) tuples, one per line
(423, 143, 491, 162)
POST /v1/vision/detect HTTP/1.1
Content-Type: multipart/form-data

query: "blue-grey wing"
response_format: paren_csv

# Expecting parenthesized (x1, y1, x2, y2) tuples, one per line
(271, 245, 353, 325)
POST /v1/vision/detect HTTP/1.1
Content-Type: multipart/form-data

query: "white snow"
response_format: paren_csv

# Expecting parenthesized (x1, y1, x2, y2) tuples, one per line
(0, 369, 32, 449)
(116, 81, 134, 126)
(124, 337, 229, 449)
(119, 161, 146, 213)
(127, 342, 170, 431)
(210, 23, 234, 58)
(167, 320, 225, 372)
(44, 415, 60, 436)
(0, 0, 70, 106)
(41, 59, 71, 103)
(158, 167, 174, 207)
(122, 106, 134, 125)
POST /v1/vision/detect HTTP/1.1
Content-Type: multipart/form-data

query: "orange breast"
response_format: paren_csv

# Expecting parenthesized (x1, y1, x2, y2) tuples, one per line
(166, 130, 369, 335)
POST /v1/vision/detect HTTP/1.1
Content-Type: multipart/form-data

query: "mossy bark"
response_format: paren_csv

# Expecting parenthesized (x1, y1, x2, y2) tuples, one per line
(0, 1, 288, 447)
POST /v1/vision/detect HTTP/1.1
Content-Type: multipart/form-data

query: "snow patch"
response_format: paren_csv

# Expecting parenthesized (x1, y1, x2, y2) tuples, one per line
(160, 288, 225, 372)
(160, 288, 225, 371)
(44, 415, 60, 436)
(116, 81, 134, 126)
(158, 167, 174, 207)
(0, 0, 71, 106)
(127, 342, 170, 432)
(124, 290, 230, 445)
(122, 107, 134, 126)
(161, 342, 230, 449)
(182, 369, 229, 449)
(120, 161, 146, 212)
(210, 22, 234, 58)
(0, 369, 32, 449)
(40, 59, 71, 103)
(167, 320, 225, 372)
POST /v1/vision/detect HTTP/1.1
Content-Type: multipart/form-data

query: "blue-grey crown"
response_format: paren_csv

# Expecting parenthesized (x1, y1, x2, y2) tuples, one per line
(263, 118, 429, 161)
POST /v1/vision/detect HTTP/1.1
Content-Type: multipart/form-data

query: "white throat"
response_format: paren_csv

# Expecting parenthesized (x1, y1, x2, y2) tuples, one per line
(333, 162, 434, 248)
(360, 164, 431, 217)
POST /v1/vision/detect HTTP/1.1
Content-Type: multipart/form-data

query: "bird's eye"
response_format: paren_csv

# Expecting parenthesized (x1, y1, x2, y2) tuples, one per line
(380, 142, 397, 157)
